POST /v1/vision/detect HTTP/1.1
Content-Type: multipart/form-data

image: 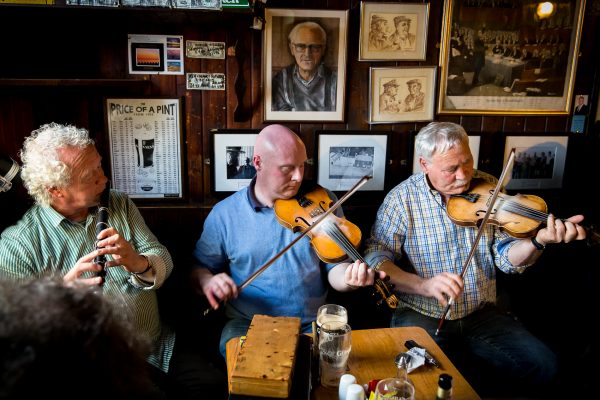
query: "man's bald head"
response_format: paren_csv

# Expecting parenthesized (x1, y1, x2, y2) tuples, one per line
(255, 124, 305, 161)
(253, 124, 307, 206)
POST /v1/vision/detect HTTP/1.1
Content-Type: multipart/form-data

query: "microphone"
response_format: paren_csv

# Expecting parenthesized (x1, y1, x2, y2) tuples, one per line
(94, 184, 110, 284)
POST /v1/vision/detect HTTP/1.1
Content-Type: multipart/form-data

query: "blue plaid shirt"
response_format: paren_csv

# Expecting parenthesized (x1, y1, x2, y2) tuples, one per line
(364, 171, 529, 320)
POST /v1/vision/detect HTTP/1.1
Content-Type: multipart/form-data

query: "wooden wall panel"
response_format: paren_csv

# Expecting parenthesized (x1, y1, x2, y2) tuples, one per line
(0, 2, 598, 252)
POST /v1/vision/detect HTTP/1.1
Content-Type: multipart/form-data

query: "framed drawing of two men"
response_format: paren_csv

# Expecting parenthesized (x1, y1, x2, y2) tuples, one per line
(263, 8, 348, 122)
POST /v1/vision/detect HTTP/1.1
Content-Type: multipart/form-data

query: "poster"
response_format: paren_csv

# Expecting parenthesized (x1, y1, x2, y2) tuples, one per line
(106, 99, 183, 199)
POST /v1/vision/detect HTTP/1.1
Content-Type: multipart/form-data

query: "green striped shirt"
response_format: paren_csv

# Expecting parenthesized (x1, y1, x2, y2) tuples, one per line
(0, 190, 175, 372)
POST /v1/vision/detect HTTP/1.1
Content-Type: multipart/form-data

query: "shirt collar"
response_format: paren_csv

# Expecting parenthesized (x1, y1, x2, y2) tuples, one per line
(293, 63, 325, 85)
(247, 177, 267, 211)
(41, 204, 94, 228)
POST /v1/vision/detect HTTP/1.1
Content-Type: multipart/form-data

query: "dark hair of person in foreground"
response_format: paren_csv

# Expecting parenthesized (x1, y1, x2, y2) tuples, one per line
(0, 277, 161, 400)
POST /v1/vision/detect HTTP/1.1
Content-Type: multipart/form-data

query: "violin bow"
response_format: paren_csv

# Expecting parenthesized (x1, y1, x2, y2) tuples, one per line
(203, 175, 372, 316)
(435, 150, 516, 335)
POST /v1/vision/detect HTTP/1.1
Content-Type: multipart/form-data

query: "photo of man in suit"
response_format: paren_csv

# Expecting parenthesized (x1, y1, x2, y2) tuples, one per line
(574, 95, 589, 115)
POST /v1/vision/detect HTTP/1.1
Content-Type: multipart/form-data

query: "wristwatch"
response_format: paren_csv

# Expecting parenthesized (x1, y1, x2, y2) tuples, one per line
(531, 237, 545, 251)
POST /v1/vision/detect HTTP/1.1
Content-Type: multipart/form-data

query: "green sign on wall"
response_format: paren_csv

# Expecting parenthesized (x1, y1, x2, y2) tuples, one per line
(222, 0, 250, 8)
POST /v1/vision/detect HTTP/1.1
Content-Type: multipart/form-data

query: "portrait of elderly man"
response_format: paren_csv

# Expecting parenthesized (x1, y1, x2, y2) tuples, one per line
(379, 79, 401, 114)
(403, 79, 425, 112)
(368, 14, 389, 51)
(272, 20, 337, 112)
(388, 15, 416, 51)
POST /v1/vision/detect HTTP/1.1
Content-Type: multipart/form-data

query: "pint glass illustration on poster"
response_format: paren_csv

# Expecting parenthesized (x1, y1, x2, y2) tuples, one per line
(105, 98, 184, 199)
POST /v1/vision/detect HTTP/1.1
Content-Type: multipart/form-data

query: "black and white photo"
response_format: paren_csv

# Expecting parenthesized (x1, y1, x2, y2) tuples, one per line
(212, 130, 260, 192)
(316, 131, 388, 191)
(186, 73, 226, 90)
(186, 40, 226, 59)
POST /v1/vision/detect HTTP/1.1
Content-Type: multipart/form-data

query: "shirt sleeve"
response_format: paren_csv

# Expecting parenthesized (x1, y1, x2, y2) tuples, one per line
(364, 192, 402, 270)
(122, 195, 173, 289)
(0, 229, 38, 280)
(191, 208, 228, 275)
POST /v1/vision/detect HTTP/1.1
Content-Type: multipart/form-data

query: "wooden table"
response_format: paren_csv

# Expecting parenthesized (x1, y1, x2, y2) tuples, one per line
(227, 326, 480, 400)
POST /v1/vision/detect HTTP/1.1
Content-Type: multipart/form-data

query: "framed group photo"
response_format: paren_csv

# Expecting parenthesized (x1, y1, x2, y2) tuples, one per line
(503, 135, 569, 190)
(263, 8, 348, 122)
(211, 129, 259, 192)
(438, 0, 585, 115)
(359, 2, 430, 61)
(369, 66, 436, 124)
(315, 131, 389, 192)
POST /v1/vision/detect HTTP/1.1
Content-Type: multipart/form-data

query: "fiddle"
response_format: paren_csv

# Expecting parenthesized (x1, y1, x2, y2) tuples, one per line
(274, 184, 399, 310)
(447, 178, 546, 238)
(446, 178, 600, 243)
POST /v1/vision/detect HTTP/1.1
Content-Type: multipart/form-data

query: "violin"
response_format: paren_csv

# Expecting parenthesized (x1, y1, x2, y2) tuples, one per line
(274, 185, 399, 310)
(446, 178, 600, 243)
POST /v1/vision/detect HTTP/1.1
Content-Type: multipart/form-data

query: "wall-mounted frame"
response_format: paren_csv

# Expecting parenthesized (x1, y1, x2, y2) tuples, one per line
(128, 34, 184, 75)
(437, 0, 585, 115)
(412, 134, 481, 174)
(359, 2, 429, 61)
(105, 98, 183, 199)
(315, 130, 389, 191)
(369, 66, 436, 124)
(211, 129, 259, 192)
(264, 8, 348, 122)
(503, 135, 568, 190)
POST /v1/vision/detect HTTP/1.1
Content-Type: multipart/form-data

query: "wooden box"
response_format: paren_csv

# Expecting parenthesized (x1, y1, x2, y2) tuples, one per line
(230, 314, 301, 398)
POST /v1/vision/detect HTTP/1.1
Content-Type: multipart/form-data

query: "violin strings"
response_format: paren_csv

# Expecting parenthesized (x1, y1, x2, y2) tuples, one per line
(500, 199, 548, 221)
(322, 221, 392, 297)
(322, 221, 364, 262)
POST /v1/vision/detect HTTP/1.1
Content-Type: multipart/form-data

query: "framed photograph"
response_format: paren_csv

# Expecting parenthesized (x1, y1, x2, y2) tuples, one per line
(211, 129, 260, 192)
(315, 131, 389, 191)
(106, 98, 183, 199)
(128, 34, 184, 75)
(412, 134, 481, 174)
(503, 135, 568, 190)
(264, 8, 348, 122)
(186, 40, 226, 59)
(186, 73, 226, 90)
(358, 2, 429, 61)
(438, 0, 585, 115)
(369, 66, 436, 124)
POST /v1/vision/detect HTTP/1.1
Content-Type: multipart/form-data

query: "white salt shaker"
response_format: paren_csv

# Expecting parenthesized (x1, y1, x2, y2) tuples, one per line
(338, 373, 357, 400)
(345, 383, 366, 400)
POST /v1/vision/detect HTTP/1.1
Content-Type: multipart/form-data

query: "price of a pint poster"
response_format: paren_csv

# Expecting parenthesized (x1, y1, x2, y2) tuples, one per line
(106, 98, 183, 199)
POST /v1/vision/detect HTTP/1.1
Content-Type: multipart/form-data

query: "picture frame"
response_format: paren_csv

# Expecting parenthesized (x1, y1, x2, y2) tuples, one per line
(412, 134, 481, 174)
(369, 66, 436, 124)
(503, 135, 569, 190)
(358, 2, 430, 61)
(186, 73, 226, 90)
(263, 8, 348, 122)
(211, 129, 260, 192)
(185, 40, 226, 59)
(315, 130, 389, 191)
(128, 34, 184, 75)
(105, 98, 183, 199)
(437, 0, 585, 115)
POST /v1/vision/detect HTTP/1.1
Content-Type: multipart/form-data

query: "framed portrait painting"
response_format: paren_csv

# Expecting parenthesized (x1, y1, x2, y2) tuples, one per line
(359, 2, 429, 61)
(211, 129, 259, 192)
(264, 8, 348, 122)
(315, 131, 389, 192)
(438, 0, 585, 115)
(369, 66, 436, 124)
(503, 135, 568, 190)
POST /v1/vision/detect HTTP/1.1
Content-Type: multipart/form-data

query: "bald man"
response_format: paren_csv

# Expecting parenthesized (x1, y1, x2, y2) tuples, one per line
(191, 125, 382, 356)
